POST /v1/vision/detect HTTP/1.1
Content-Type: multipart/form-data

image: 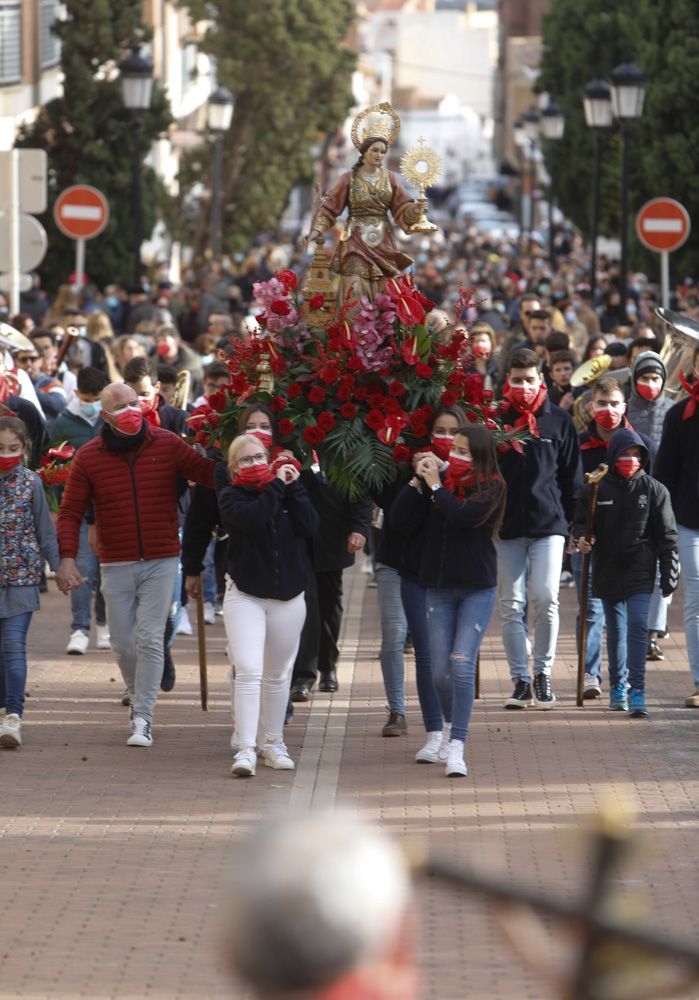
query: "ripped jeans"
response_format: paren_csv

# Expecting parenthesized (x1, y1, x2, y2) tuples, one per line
(426, 586, 496, 743)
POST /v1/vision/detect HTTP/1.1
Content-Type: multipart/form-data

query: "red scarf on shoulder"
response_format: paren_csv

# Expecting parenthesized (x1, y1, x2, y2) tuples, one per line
(679, 370, 699, 420)
(503, 379, 548, 438)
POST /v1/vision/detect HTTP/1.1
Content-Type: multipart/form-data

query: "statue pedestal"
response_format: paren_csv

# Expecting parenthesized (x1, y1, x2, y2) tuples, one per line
(302, 243, 336, 330)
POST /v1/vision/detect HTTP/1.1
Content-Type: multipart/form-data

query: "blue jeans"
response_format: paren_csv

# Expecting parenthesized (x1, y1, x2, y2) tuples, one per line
(376, 564, 408, 715)
(571, 551, 603, 679)
(647, 565, 670, 635)
(401, 577, 442, 732)
(426, 586, 496, 743)
(496, 535, 565, 682)
(71, 520, 106, 633)
(203, 537, 217, 606)
(678, 526, 699, 685)
(601, 592, 651, 691)
(0, 612, 33, 717)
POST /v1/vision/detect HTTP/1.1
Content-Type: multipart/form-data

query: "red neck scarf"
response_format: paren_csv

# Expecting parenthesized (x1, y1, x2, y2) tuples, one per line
(443, 467, 501, 500)
(0, 374, 13, 404)
(233, 464, 275, 489)
(679, 370, 699, 420)
(503, 379, 548, 438)
(580, 415, 634, 451)
(139, 398, 161, 428)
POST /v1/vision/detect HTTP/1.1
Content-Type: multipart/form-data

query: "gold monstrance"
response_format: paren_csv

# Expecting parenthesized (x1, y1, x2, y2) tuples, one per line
(400, 136, 442, 233)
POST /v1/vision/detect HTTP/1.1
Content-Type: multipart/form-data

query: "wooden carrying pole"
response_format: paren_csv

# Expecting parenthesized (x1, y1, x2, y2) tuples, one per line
(576, 464, 608, 707)
(196, 580, 208, 711)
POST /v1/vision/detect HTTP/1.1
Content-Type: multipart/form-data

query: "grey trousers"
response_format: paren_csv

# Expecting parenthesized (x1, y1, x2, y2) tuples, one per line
(100, 558, 179, 722)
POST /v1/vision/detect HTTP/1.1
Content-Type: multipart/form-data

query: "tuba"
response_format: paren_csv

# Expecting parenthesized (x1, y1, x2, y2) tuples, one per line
(656, 307, 699, 398)
(172, 369, 191, 411)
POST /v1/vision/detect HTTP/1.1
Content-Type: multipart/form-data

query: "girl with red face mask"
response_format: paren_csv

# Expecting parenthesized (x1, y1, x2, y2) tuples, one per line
(0, 416, 60, 749)
(215, 434, 319, 778)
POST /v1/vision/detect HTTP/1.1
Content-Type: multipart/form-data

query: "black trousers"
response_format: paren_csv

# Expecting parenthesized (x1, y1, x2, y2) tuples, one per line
(292, 569, 344, 684)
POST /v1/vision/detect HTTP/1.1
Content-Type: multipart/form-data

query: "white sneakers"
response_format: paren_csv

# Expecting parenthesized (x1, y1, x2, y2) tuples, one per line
(445, 739, 468, 778)
(96, 625, 111, 650)
(203, 602, 216, 625)
(231, 748, 257, 777)
(66, 630, 89, 655)
(175, 607, 193, 636)
(583, 673, 602, 699)
(415, 729, 450, 764)
(262, 742, 295, 770)
(0, 713, 21, 748)
(127, 716, 153, 747)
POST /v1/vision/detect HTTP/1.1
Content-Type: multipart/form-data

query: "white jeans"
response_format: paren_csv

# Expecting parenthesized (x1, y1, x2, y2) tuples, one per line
(223, 579, 306, 748)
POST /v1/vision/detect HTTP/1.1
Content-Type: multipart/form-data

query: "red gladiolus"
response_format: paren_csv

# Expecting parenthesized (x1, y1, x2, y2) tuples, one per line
(392, 444, 411, 463)
(365, 409, 384, 431)
(277, 269, 298, 292)
(303, 425, 326, 444)
(308, 293, 325, 309)
(231, 375, 248, 394)
(339, 402, 357, 419)
(307, 386, 326, 404)
(207, 390, 227, 412)
(278, 418, 295, 436)
(287, 383, 301, 399)
(271, 299, 291, 316)
(415, 363, 433, 379)
(388, 381, 405, 397)
(317, 411, 336, 432)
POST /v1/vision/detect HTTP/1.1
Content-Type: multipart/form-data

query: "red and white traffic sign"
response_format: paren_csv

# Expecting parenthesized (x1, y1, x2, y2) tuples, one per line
(54, 185, 109, 241)
(636, 197, 690, 253)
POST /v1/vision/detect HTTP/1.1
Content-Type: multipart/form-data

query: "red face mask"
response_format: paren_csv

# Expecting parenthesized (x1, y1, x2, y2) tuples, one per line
(234, 463, 273, 489)
(430, 434, 454, 461)
(507, 383, 540, 407)
(447, 454, 472, 478)
(636, 382, 661, 401)
(615, 456, 642, 479)
(138, 397, 157, 415)
(0, 452, 22, 471)
(595, 407, 623, 431)
(113, 409, 144, 435)
(156, 342, 172, 357)
(471, 342, 491, 357)
(247, 428, 273, 449)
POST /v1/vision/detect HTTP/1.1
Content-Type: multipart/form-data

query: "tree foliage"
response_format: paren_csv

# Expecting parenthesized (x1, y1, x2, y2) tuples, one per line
(538, 0, 699, 279)
(17, 0, 172, 291)
(177, 0, 357, 257)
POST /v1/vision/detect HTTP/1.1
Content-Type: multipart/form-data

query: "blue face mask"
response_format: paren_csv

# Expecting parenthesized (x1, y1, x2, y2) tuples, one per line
(80, 400, 102, 418)
(105, 296, 119, 309)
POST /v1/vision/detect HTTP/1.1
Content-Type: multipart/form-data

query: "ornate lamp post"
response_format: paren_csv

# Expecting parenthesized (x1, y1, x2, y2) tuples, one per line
(207, 85, 234, 258)
(119, 44, 154, 287)
(583, 79, 613, 302)
(610, 59, 646, 317)
(540, 100, 565, 264)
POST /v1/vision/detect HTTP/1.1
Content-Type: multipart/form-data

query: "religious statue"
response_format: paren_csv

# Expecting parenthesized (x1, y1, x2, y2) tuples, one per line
(306, 102, 441, 310)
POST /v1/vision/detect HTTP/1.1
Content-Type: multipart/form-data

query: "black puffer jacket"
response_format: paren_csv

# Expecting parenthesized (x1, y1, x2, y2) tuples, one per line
(572, 429, 679, 601)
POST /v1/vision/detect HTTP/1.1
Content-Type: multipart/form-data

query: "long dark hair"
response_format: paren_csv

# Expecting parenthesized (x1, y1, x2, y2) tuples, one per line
(237, 403, 278, 445)
(427, 404, 466, 435)
(351, 136, 388, 176)
(455, 424, 506, 536)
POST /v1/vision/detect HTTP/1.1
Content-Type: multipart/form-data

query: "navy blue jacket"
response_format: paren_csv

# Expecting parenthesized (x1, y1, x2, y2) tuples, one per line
(654, 397, 699, 530)
(215, 464, 319, 600)
(498, 397, 581, 539)
(390, 479, 502, 590)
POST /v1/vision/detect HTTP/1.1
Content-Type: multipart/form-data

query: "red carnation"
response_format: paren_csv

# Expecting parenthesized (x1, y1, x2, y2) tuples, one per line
(277, 269, 298, 292)
(347, 356, 364, 372)
(271, 299, 291, 316)
(231, 375, 248, 394)
(278, 418, 295, 436)
(308, 293, 325, 309)
(207, 390, 228, 412)
(441, 389, 457, 407)
(365, 409, 384, 431)
(320, 366, 341, 385)
(368, 393, 385, 409)
(317, 411, 336, 432)
(411, 422, 428, 439)
(303, 425, 326, 445)
(392, 444, 411, 463)
(336, 384, 352, 401)
(307, 386, 326, 404)
(466, 411, 479, 423)
(388, 381, 405, 397)
(270, 395, 286, 413)
(339, 402, 357, 419)
(482, 389, 494, 402)
(383, 397, 401, 414)
(354, 386, 368, 401)
(287, 383, 301, 399)
(415, 363, 433, 379)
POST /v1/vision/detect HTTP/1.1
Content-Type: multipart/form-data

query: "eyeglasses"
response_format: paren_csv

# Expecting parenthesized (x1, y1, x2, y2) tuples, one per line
(239, 453, 267, 467)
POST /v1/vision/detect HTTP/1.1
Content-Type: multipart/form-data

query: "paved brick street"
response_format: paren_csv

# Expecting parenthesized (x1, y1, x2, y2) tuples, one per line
(2, 569, 698, 999)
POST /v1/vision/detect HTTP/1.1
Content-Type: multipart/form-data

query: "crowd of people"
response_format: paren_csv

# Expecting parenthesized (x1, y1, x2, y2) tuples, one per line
(0, 225, 698, 782)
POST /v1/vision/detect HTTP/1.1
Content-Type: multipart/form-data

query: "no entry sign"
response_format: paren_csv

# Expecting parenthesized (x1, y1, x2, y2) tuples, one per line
(636, 197, 690, 254)
(54, 185, 109, 241)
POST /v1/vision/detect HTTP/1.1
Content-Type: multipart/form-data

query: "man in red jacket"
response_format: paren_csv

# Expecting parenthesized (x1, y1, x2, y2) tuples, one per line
(56, 383, 215, 748)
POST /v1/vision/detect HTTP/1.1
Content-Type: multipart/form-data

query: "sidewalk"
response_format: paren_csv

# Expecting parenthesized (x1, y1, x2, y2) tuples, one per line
(1, 571, 698, 999)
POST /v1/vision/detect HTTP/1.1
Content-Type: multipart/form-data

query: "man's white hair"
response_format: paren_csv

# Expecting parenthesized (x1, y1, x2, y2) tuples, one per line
(223, 810, 411, 996)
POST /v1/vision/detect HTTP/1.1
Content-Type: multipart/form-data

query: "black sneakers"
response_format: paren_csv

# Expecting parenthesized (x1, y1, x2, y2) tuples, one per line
(533, 672, 556, 709)
(382, 710, 407, 737)
(505, 680, 533, 709)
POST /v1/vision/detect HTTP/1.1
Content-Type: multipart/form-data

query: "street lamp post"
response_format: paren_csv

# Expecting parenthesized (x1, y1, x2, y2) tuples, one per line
(521, 107, 540, 252)
(583, 79, 613, 301)
(207, 86, 234, 258)
(610, 59, 646, 317)
(119, 44, 154, 287)
(513, 116, 528, 244)
(540, 100, 565, 265)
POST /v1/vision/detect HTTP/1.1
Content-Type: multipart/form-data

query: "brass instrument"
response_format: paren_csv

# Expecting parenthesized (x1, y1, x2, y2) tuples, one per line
(655, 307, 699, 398)
(570, 356, 631, 432)
(172, 369, 191, 411)
(0, 322, 34, 354)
